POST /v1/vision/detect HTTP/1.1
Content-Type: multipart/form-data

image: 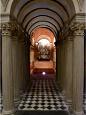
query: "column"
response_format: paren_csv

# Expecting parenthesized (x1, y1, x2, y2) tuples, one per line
(60, 42, 65, 89)
(18, 39, 25, 95)
(2, 22, 14, 115)
(12, 37, 20, 108)
(61, 41, 66, 89)
(23, 44, 28, 87)
(72, 23, 84, 115)
(65, 37, 73, 103)
(30, 46, 34, 75)
(21, 42, 27, 91)
(56, 44, 58, 81)
(57, 44, 61, 85)
(53, 47, 56, 72)
(30, 46, 34, 63)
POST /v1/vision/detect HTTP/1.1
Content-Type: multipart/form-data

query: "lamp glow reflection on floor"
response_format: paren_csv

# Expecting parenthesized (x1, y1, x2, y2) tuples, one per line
(42, 72, 46, 75)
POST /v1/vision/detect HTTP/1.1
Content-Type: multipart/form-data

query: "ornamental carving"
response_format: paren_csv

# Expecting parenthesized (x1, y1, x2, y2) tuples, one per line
(1, 22, 20, 37)
(69, 22, 85, 36)
(61, 14, 86, 39)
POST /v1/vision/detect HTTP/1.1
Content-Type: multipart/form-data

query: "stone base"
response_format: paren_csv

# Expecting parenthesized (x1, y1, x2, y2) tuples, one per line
(14, 98, 20, 108)
(2, 109, 15, 115)
(74, 111, 84, 115)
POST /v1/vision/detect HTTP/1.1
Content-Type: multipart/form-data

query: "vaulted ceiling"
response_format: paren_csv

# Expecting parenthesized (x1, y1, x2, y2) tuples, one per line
(10, 0, 76, 36)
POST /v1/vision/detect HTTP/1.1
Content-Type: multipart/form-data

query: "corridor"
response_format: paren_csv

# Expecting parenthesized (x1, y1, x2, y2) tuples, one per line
(0, 0, 86, 115)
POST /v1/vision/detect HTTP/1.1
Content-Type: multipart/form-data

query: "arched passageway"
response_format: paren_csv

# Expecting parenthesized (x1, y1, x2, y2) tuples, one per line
(0, 0, 86, 115)
(30, 27, 56, 79)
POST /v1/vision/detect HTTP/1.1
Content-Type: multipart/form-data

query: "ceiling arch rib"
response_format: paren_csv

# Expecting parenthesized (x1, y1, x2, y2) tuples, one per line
(16, 0, 69, 18)
(24, 15, 61, 31)
(22, 9, 63, 28)
(10, 0, 76, 36)
(27, 21, 58, 33)
(28, 23, 57, 35)
(11, 0, 75, 19)
(29, 25, 56, 37)
(17, 1, 68, 24)
(18, 8, 64, 26)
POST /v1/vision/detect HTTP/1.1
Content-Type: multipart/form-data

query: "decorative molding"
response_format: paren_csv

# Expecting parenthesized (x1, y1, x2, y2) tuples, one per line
(74, 111, 84, 115)
(2, 108, 15, 115)
(1, 0, 9, 11)
(77, 0, 84, 11)
(0, 22, 24, 39)
(1, 22, 18, 32)
(0, 22, 11, 36)
(61, 14, 86, 39)
(69, 21, 85, 36)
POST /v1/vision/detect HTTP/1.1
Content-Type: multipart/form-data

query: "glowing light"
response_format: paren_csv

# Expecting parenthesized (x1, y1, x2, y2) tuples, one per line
(38, 39, 50, 47)
(54, 37, 55, 43)
(42, 72, 46, 75)
(54, 37, 56, 46)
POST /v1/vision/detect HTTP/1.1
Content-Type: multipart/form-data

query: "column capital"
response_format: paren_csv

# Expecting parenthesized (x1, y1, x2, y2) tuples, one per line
(0, 22, 11, 36)
(69, 13, 86, 36)
(61, 14, 86, 39)
(1, 21, 25, 41)
(1, 21, 19, 37)
(69, 21, 85, 36)
(1, 22, 18, 31)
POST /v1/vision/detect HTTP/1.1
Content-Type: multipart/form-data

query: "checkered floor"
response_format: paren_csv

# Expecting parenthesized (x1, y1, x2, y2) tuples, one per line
(0, 79, 86, 114)
(0, 95, 3, 113)
(83, 92, 86, 114)
(18, 79, 69, 111)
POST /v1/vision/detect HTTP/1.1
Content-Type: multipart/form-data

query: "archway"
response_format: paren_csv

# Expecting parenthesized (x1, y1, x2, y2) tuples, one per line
(30, 27, 56, 79)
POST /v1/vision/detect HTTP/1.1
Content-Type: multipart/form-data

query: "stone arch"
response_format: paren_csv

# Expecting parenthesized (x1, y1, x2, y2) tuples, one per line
(2, 0, 79, 15)
(5, 0, 78, 37)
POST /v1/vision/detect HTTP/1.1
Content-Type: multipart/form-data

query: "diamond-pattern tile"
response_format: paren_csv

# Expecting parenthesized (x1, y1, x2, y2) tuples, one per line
(18, 79, 69, 111)
(83, 92, 86, 114)
(0, 95, 3, 113)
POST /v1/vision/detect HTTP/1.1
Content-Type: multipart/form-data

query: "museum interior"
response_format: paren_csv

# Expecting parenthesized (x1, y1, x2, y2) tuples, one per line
(0, 0, 86, 115)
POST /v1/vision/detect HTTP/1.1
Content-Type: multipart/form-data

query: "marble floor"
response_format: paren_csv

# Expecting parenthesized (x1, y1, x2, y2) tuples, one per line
(18, 79, 69, 112)
(83, 92, 86, 114)
(0, 79, 86, 115)
(0, 94, 3, 113)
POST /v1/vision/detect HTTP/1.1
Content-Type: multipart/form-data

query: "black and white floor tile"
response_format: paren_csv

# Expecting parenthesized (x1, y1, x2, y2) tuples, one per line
(0, 79, 85, 114)
(18, 79, 69, 111)
(0, 95, 3, 113)
(83, 92, 86, 114)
